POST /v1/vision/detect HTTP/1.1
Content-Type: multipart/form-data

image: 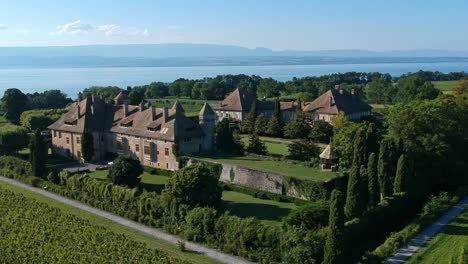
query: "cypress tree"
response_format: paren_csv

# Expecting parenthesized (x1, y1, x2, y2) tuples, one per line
(246, 132, 267, 155)
(394, 154, 409, 193)
(254, 114, 268, 135)
(359, 164, 369, 211)
(29, 130, 47, 177)
(352, 125, 367, 167)
(81, 131, 94, 163)
(241, 100, 257, 133)
(378, 139, 395, 198)
(365, 123, 379, 157)
(367, 152, 379, 208)
(344, 165, 364, 219)
(284, 100, 308, 139)
(324, 190, 345, 264)
(266, 99, 282, 136)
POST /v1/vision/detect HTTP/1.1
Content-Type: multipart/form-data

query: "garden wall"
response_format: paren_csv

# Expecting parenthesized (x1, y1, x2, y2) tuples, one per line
(188, 158, 345, 200)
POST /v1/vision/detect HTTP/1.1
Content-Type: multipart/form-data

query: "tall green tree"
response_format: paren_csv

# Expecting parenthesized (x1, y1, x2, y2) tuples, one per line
(344, 166, 365, 219)
(107, 156, 142, 187)
(287, 139, 320, 161)
(324, 190, 345, 264)
(396, 75, 441, 103)
(254, 114, 268, 135)
(394, 154, 410, 193)
(365, 123, 380, 158)
(241, 100, 257, 133)
(81, 131, 94, 162)
(352, 125, 368, 167)
(1, 88, 29, 124)
(378, 138, 396, 198)
(266, 99, 282, 136)
(29, 130, 47, 177)
(0, 125, 29, 155)
(284, 101, 308, 139)
(215, 118, 243, 153)
(246, 132, 267, 155)
(308, 120, 333, 143)
(367, 152, 379, 208)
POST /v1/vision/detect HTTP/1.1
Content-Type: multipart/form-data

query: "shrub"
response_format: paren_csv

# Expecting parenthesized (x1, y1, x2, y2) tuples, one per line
(0, 156, 32, 176)
(0, 125, 29, 154)
(284, 199, 329, 230)
(184, 207, 218, 243)
(107, 156, 143, 187)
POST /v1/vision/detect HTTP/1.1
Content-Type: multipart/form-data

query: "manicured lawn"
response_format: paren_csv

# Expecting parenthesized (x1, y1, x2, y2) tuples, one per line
(0, 180, 217, 264)
(407, 210, 468, 264)
(222, 191, 296, 225)
(198, 153, 337, 181)
(148, 98, 220, 117)
(240, 135, 290, 156)
(432, 80, 457, 93)
(88, 169, 170, 193)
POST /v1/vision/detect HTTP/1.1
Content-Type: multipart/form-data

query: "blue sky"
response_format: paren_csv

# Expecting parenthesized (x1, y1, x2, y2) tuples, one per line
(0, 0, 467, 50)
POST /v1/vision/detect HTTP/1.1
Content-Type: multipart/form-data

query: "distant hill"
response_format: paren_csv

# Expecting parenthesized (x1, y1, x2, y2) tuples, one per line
(0, 44, 467, 68)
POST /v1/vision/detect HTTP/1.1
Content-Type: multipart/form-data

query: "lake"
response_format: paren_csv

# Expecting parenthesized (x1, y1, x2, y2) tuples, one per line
(1, 62, 468, 98)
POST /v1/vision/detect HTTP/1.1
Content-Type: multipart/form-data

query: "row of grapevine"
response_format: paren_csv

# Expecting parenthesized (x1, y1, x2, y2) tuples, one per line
(0, 185, 189, 264)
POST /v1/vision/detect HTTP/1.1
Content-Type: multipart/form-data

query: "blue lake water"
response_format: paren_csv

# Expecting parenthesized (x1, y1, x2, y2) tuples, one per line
(1, 62, 468, 98)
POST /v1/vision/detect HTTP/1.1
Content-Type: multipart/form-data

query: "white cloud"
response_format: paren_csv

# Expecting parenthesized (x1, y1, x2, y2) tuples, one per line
(51, 20, 93, 35)
(0, 24, 7, 30)
(52, 20, 150, 38)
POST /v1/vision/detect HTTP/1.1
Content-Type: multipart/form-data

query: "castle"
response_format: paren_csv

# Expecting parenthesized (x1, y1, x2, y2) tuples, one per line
(48, 92, 215, 171)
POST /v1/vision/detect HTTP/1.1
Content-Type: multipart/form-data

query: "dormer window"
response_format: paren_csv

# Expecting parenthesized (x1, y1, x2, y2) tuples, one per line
(120, 120, 133, 127)
(147, 125, 161, 132)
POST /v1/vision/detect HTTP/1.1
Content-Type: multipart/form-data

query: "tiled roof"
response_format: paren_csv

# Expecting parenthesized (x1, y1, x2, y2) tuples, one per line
(48, 96, 204, 141)
(320, 144, 337, 159)
(303, 89, 371, 115)
(199, 102, 215, 117)
(213, 87, 255, 111)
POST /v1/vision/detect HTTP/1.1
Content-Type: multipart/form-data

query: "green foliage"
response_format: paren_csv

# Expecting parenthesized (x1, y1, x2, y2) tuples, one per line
(27, 89, 73, 109)
(163, 164, 222, 208)
(352, 125, 368, 167)
(80, 86, 122, 104)
(1, 88, 29, 124)
(184, 207, 218, 243)
(241, 100, 257, 133)
(378, 138, 397, 198)
(0, 125, 29, 154)
(81, 131, 94, 162)
(284, 102, 308, 139)
(257, 78, 282, 98)
(332, 122, 359, 167)
(0, 156, 32, 176)
(246, 132, 267, 155)
(365, 76, 394, 104)
(266, 99, 283, 136)
(0, 186, 187, 264)
(344, 166, 365, 219)
(215, 118, 243, 153)
(287, 139, 320, 161)
(284, 199, 329, 230)
(107, 156, 143, 187)
(280, 227, 326, 264)
(324, 190, 345, 264)
(308, 120, 333, 143)
(394, 154, 410, 193)
(20, 109, 66, 131)
(29, 130, 47, 177)
(396, 75, 441, 103)
(367, 152, 380, 208)
(254, 114, 268, 135)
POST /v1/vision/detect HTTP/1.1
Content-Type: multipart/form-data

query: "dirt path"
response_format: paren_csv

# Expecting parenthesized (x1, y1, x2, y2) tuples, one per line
(0, 176, 254, 264)
(385, 196, 468, 264)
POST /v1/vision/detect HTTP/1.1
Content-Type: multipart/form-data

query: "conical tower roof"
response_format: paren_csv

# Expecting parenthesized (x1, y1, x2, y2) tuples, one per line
(320, 144, 338, 159)
(199, 102, 215, 117)
(171, 100, 185, 112)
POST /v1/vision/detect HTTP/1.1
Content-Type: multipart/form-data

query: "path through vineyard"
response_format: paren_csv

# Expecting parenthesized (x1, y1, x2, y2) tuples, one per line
(0, 176, 253, 264)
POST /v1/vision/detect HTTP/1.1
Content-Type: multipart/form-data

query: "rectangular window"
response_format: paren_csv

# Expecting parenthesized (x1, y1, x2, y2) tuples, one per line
(59, 132, 62, 138)
(76, 137, 80, 144)
(66, 137, 70, 144)
(135, 144, 139, 152)
(164, 148, 169, 156)
(53, 131, 57, 138)
(144, 145, 150, 155)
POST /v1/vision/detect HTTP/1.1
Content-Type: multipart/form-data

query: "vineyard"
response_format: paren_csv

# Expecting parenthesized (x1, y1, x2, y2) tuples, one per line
(0, 186, 188, 264)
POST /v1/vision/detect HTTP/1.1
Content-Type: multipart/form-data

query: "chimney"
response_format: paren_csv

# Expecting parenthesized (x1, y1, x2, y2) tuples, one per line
(162, 107, 169, 123)
(151, 106, 156, 121)
(123, 102, 128, 117)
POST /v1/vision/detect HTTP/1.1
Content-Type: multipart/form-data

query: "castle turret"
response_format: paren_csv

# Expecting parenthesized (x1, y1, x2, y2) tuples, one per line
(199, 102, 215, 151)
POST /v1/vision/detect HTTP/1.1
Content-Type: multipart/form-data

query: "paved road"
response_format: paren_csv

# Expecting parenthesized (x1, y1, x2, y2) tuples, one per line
(0, 176, 254, 264)
(385, 196, 468, 264)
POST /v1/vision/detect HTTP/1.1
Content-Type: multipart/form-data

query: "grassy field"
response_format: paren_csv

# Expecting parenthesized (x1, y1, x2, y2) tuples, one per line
(0, 180, 217, 264)
(222, 191, 296, 225)
(148, 98, 220, 117)
(88, 169, 295, 224)
(240, 135, 291, 156)
(407, 210, 468, 264)
(198, 153, 337, 181)
(433, 80, 457, 93)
